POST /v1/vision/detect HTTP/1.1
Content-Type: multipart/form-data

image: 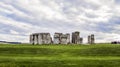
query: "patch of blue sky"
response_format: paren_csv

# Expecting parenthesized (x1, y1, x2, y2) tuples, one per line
(115, 0, 120, 4)
(96, 23, 112, 33)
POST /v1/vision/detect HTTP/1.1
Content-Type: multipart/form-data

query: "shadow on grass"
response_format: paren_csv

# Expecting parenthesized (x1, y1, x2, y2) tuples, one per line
(0, 59, 120, 67)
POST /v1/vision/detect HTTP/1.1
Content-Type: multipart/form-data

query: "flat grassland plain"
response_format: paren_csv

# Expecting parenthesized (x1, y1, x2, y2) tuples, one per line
(0, 44, 120, 67)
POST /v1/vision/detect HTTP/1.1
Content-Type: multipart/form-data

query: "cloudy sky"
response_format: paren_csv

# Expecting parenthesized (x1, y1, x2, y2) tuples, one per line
(0, 0, 120, 43)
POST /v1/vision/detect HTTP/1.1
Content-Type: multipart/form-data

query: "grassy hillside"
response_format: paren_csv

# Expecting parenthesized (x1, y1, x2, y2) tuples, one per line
(0, 44, 120, 67)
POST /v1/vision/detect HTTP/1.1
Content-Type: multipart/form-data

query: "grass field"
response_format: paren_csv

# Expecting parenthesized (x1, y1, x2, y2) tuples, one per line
(0, 44, 120, 67)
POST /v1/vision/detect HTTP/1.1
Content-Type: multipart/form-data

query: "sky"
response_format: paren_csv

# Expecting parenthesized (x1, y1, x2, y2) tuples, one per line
(0, 0, 120, 43)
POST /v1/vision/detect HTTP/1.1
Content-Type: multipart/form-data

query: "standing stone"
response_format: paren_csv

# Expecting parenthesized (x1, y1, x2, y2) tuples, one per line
(30, 34, 34, 44)
(54, 33, 62, 44)
(38, 34, 42, 44)
(34, 34, 38, 45)
(66, 34, 70, 44)
(80, 38, 83, 44)
(91, 34, 95, 44)
(61, 33, 70, 44)
(77, 37, 80, 44)
(72, 31, 79, 44)
(30, 33, 52, 45)
(88, 35, 91, 44)
(30, 31, 85, 45)
(88, 34, 95, 44)
(72, 31, 83, 44)
(54, 33, 70, 44)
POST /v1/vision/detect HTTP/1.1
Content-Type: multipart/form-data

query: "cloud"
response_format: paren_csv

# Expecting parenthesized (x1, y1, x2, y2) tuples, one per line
(0, 0, 120, 43)
(10, 30, 19, 35)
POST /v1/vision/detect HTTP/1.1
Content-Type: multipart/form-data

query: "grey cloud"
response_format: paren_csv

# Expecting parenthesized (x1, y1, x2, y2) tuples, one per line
(0, 0, 120, 43)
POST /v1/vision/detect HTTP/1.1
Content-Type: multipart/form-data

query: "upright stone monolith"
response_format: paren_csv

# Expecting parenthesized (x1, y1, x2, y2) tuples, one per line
(88, 34, 95, 44)
(91, 34, 95, 44)
(54, 33, 70, 44)
(30, 33, 52, 45)
(54, 33, 62, 44)
(72, 31, 83, 44)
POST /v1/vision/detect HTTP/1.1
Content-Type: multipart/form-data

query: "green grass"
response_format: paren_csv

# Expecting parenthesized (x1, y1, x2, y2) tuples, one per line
(0, 44, 120, 67)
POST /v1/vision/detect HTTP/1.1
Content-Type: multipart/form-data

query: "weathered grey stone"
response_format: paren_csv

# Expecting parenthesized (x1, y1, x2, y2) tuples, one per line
(34, 34, 38, 45)
(30, 33, 52, 45)
(54, 33, 62, 44)
(72, 31, 79, 44)
(54, 33, 70, 44)
(72, 31, 83, 44)
(91, 34, 95, 44)
(30, 31, 85, 45)
(80, 38, 83, 44)
(61, 33, 70, 44)
(30, 34, 33, 44)
(88, 35, 91, 44)
(88, 34, 95, 44)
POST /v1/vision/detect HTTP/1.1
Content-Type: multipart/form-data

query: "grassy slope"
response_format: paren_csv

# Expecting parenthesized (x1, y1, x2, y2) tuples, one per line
(0, 44, 120, 67)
